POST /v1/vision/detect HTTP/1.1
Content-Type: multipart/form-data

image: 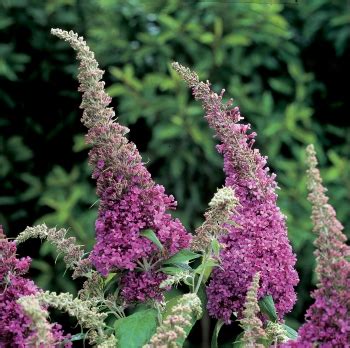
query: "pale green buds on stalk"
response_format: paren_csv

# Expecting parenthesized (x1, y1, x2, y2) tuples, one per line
(96, 334, 117, 348)
(159, 271, 192, 289)
(17, 296, 55, 347)
(78, 272, 105, 302)
(192, 187, 239, 251)
(240, 273, 266, 348)
(144, 294, 202, 348)
(30, 291, 109, 345)
(265, 321, 289, 344)
(208, 187, 239, 211)
(51, 28, 115, 129)
(16, 224, 91, 278)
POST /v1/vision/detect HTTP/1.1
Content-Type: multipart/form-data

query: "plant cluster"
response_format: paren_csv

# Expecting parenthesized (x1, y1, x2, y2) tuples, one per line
(0, 29, 349, 347)
(1, 2, 350, 325)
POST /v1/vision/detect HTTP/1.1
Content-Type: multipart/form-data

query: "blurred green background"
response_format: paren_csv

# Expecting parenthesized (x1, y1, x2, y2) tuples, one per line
(0, 0, 349, 345)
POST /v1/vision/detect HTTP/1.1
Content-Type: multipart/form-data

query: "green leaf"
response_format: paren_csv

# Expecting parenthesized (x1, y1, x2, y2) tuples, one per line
(160, 266, 186, 275)
(160, 261, 193, 275)
(163, 295, 183, 318)
(114, 309, 158, 348)
(194, 258, 219, 273)
(163, 249, 200, 265)
(140, 229, 163, 251)
(105, 272, 117, 286)
(197, 284, 208, 309)
(268, 77, 293, 95)
(211, 238, 221, 257)
(211, 320, 224, 348)
(223, 33, 251, 46)
(258, 295, 278, 322)
(194, 258, 219, 282)
(282, 324, 298, 340)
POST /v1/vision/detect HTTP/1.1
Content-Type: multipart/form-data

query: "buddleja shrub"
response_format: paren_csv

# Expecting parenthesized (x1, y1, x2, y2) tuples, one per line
(0, 29, 349, 347)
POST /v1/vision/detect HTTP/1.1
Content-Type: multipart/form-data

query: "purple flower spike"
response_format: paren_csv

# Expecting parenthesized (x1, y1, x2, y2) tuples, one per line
(51, 29, 191, 303)
(281, 145, 350, 347)
(172, 62, 298, 323)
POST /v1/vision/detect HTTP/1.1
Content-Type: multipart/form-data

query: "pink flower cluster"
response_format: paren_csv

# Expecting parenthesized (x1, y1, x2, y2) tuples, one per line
(91, 182, 191, 275)
(171, 63, 298, 323)
(121, 271, 167, 303)
(206, 108, 299, 322)
(291, 227, 350, 347)
(283, 277, 350, 348)
(83, 79, 191, 305)
(88, 123, 191, 302)
(0, 226, 68, 347)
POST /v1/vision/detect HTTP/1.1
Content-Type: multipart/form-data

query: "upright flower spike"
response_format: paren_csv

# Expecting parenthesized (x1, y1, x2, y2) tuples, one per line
(0, 225, 69, 347)
(239, 273, 266, 348)
(51, 29, 191, 302)
(282, 145, 350, 347)
(173, 62, 298, 323)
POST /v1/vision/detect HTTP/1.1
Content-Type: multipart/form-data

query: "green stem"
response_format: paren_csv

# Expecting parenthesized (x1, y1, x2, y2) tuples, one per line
(211, 319, 224, 348)
(194, 254, 208, 294)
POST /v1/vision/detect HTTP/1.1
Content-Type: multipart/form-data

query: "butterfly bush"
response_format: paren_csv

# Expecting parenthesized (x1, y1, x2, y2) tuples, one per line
(50, 29, 191, 303)
(2, 28, 349, 347)
(172, 62, 299, 323)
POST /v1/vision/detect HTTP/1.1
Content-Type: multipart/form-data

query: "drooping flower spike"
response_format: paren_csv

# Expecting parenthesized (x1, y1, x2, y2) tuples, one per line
(16, 224, 91, 279)
(172, 62, 299, 323)
(21, 291, 112, 346)
(51, 29, 191, 303)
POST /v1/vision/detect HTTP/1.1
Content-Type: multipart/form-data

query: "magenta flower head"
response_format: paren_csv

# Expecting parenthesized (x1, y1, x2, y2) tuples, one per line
(282, 145, 350, 347)
(172, 62, 298, 323)
(51, 29, 191, 303)
(0, 226, 68, 347)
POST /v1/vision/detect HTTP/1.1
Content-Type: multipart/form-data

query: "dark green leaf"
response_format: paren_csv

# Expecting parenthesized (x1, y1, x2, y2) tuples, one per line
(197, 284, 208, 309)
(163, 249, 200, 265)
(258, 295, 278, 322)
(114, 309, 158, 348)
(282, 324, 298, 340)
(140, 229, 163, 251)
(211, 238, 221, 257)
(160, 266, 186, 275)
